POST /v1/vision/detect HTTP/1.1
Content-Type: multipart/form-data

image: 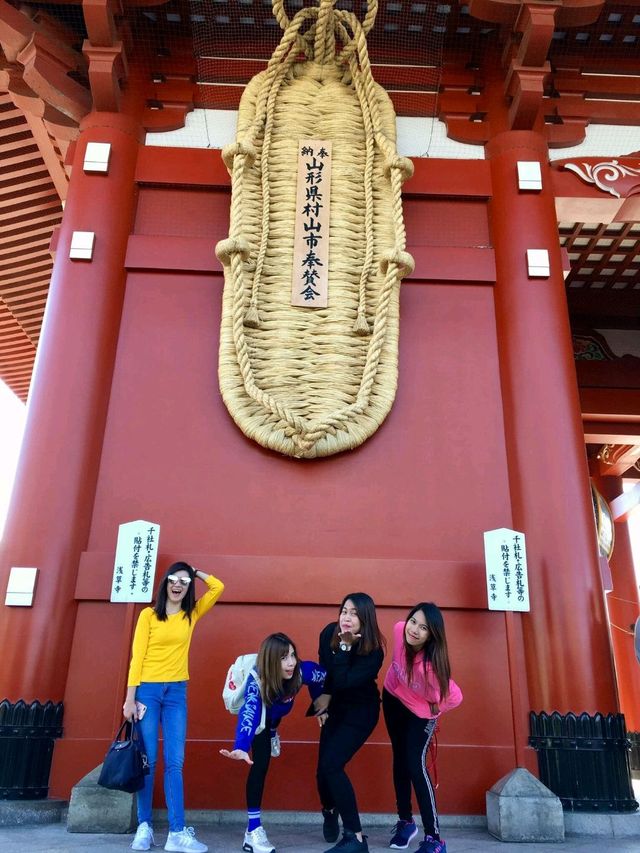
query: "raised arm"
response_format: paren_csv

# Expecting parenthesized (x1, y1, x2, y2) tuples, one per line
(193, 571, 225, 620)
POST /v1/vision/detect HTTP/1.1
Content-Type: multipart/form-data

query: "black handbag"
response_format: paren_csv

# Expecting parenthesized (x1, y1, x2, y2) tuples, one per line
(98, 718, 149, 793)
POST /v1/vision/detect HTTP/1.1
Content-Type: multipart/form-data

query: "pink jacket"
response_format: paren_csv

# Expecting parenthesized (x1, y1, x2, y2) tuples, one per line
(383, 621, 463, 719)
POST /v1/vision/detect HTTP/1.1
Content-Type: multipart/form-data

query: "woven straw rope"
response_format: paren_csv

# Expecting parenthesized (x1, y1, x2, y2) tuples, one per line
(216, 0, 414, 458)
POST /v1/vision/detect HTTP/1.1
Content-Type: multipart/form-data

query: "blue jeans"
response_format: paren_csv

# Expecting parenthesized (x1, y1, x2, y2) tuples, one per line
(135, 681, 187, 832)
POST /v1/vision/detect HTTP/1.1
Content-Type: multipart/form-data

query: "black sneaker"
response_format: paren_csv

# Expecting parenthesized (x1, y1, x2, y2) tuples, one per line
(390, 820, 418, 849)
(324, 831, 369, 853)
(322, 809, 340, 843)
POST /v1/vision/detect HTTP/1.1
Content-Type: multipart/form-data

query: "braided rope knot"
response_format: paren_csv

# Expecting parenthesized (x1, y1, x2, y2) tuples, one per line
(379, 249, 415, 278)
(215, 236, 251, 267)
(222, 141, 258, 172)
(384, 155, 414, 182)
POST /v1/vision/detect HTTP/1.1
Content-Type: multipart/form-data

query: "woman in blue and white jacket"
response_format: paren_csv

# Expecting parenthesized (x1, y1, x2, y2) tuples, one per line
(220, 633, 325, 853)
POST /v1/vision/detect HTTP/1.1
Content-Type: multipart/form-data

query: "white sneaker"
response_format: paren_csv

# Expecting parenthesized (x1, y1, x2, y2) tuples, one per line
(243, 825, 276, 853)
(270, 732, 281, 757)
(131, 822, 155, 851)
(164, 826, 208, 852)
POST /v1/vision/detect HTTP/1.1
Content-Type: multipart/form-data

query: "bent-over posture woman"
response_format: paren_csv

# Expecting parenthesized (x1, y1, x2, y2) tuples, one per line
(383, 603, 462, 853)
(220, 633, 326, 853)
(123, 562, 224, 853)
(316, 592, 385, 853)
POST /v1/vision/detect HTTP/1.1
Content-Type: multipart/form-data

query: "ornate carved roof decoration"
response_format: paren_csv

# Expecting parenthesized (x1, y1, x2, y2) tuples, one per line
(0, 0, 90, 130)
(82, 0, 128, 112)
(562, 158, 640, 198)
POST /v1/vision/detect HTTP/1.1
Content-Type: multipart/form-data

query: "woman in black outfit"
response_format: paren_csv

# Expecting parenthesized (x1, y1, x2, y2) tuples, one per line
(315, 592, 385, 853)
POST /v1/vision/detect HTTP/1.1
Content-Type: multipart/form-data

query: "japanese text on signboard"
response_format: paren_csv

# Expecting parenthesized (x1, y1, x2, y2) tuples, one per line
(111, 520, 160, 603)
(483, 528, 530, 612)
(291, 140, 332, 308)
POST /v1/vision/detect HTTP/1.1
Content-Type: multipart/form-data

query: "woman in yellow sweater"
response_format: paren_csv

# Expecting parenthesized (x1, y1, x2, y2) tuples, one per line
(123, 562, 224, 853)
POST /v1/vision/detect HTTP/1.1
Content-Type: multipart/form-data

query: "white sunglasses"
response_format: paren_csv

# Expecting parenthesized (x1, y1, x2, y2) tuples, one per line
(167, 574, 192, 587)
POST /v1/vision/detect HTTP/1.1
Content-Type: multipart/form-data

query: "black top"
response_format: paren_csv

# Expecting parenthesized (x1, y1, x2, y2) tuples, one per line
(318, 622, 384, 709)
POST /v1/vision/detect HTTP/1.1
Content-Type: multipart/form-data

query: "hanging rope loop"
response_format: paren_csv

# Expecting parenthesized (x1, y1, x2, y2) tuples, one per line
(221, 141, 257, 173)
(215, 236, 251, 267)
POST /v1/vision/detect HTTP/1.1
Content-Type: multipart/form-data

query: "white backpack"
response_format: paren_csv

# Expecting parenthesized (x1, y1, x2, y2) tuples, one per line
(222, 653, 267, 736)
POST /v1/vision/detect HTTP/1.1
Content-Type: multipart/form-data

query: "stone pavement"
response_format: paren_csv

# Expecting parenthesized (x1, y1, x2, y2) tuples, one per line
(0, 818, 639, 853)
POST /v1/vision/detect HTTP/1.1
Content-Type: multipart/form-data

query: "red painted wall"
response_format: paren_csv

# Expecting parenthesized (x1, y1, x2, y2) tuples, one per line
(50, 175, 520, 813)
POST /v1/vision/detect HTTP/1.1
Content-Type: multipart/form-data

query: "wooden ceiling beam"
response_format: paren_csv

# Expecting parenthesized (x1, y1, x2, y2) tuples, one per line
(596, 444, 640, 477)
(584, 422, 640, 445)
(22, 112, 68, 201)
(0, 189, 61, 210)
(580, 388, 640, 421)
(0, 241, 52, 261)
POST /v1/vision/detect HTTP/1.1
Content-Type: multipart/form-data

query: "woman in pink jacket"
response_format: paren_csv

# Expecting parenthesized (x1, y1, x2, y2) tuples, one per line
(383, 603, 462, 853)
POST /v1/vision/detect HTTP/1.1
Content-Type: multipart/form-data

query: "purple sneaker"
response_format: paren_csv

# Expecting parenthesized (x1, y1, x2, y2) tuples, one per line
(416, 837, 447, 853)
(390, 820, 418, 849)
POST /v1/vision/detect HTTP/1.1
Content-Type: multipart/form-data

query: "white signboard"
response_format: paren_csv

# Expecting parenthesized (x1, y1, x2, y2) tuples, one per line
(291, 139, 332, 308)
(484, 527, 530, 612)
(111, 520, 160, 603)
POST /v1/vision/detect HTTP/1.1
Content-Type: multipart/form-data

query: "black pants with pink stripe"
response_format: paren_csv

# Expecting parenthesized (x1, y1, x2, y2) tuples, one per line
(382, 688, 440, 840)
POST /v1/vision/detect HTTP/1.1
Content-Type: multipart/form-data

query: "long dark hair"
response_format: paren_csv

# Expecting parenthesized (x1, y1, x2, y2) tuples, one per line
(154, 562, 197, 623)
(330, 592, 385, 656)
(257, 633, 302, 707)
(403, 602, 451, 700)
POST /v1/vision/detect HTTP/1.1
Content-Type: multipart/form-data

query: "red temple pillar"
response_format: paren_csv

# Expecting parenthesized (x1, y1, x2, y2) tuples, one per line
(0, 112, 142, 702)
(592, 473, 640, 730)
(487, 131, 617, 714)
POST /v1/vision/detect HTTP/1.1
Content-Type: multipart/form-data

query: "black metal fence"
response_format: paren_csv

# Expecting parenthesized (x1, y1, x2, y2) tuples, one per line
(630, 731, 640, 777)
(0, 699, 64, 799)
(529, 711, 638, 812)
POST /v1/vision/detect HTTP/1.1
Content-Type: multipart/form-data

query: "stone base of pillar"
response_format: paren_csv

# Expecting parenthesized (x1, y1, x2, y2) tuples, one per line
(486, 768, 565, 842)
(67, 765, 136, 833)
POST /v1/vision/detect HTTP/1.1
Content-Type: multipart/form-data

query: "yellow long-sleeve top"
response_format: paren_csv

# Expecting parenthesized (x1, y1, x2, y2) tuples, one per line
(127, 574, 224, 687)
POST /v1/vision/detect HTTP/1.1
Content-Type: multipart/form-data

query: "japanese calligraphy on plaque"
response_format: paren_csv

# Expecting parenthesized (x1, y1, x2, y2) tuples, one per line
(483, 528, 530, 612)
(110, 520, 160, 603)
(291, 140, 332, 308)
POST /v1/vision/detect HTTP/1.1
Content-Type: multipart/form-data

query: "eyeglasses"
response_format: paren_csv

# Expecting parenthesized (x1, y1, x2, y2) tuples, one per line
(167, 575, 192, 587)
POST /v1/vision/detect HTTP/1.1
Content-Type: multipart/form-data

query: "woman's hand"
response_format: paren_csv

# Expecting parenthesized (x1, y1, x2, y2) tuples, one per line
(338, 631, 361, 646)
(316, 711, 329, 728)
(313, 694, 331, 715)
(219, 748, 253, 765)
(123, 698, 138, 721)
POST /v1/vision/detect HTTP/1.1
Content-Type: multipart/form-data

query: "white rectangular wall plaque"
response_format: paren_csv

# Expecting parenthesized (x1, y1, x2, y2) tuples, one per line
(111, 520, 160, 603)
(69, 231, 95, 260)
(517, 160, 542, 191)
(5, 567, 38, 606)
(291, 139, 332, 308)
(526, 248, 550, 277)
(484, 528, 530, 611)
(84, 142, 111, 173)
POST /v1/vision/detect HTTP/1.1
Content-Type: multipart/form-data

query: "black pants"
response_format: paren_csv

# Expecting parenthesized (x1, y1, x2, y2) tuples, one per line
(317, 701, 379, 834)
(246, 727, 271, 811)
(382, 688, 439, 839)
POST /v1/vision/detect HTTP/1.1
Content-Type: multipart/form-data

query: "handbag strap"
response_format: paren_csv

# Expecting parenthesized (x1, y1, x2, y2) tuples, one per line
(114, 718, 137, 742)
